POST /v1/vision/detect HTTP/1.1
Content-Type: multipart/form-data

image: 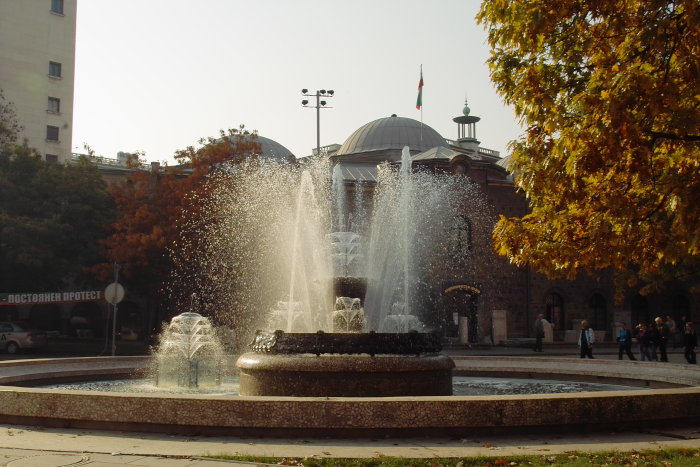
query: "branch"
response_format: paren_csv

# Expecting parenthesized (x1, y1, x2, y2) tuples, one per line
(647, 131, 700, 142)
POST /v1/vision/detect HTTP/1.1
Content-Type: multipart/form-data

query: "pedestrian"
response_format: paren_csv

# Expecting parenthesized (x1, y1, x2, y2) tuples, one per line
(578, 320, 595, 359)
(617, 323, 636, 360)
(636, 322, 653, 361)
(655, 317, 669, 362)
(684, 322, 697, 364)
(533, 313, 545, 352)
(665, 315, 678, 348)
(647, 320, 660, 361)
(679, 315, 689, 348)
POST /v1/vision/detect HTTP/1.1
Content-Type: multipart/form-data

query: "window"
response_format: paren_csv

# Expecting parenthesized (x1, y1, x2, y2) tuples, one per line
(45, 154, 59, 164)
(47, 97, 60, 114)
(46, 125, 59, 142)
(50, 0, 64, 14)
(49, 61, 62, 78)
(453, 215, 473, 252)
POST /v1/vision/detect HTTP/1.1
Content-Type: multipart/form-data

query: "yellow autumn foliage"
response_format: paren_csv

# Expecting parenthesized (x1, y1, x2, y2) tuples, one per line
(478, 0, 700, 294)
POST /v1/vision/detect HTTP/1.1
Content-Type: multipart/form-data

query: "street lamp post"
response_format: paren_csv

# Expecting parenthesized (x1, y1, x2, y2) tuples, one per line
(301, 89, 334, 156)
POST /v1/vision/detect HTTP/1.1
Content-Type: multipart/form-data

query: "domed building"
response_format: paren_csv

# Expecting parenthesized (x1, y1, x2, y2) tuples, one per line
(325, 110, 530, 344)
(335, 115, 448, 161)
(316, 105, 697, 346)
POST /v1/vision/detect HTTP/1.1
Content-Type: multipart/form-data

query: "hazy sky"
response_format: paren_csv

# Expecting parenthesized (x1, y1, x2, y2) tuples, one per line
(72, 0, 522, 163)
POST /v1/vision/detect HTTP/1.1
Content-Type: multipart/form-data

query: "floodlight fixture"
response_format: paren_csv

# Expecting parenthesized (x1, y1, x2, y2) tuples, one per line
(300, 88, 335, 157)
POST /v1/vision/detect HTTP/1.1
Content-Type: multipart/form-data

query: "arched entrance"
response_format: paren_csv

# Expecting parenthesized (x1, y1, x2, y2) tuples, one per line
(29, 304, 62, 332)
(70, 301, 104, 338)
(631, 294, 651, 326)
(115, 301, 144, 341)
(672, 294, 692, 323)
(545, 292, 564, 340)
(589, 293, 607, 331)
(443, 284, 481, 344)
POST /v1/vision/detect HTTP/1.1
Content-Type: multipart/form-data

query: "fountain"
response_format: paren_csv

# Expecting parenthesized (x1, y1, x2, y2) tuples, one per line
(381, 302, 424, 333)
(331, 296, 365, 332)
(328, 231, 363, 278)
(234, 148, 467, 396)
(151, 311, 224, 388)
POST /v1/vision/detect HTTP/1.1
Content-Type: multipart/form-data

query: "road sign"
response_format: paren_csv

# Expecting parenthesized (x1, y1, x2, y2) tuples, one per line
(104, 283, 125, 305)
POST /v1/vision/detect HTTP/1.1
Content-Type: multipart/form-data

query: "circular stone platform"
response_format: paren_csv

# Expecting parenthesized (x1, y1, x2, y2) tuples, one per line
(1, 356, 700, 437)
(236, 353, 455, 396)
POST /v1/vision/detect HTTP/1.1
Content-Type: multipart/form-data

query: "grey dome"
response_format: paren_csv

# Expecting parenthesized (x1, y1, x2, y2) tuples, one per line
(336, 116, 447, 156)
(220, 134, 294, 161)
(247, 135, 294, 161)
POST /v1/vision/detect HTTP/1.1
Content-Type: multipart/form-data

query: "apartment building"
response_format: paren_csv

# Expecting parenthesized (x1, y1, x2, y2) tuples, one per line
(0, 0, 77, 163)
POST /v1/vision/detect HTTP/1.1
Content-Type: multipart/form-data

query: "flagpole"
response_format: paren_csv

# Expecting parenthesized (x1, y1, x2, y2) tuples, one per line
(418, 65, 423, 144)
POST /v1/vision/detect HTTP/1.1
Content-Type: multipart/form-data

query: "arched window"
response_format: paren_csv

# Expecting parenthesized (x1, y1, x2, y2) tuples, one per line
(453, 163, 467, 175)
(545, 292, 564, 339)
(589, 293, 607, 330)
(453, 215, 473, 253)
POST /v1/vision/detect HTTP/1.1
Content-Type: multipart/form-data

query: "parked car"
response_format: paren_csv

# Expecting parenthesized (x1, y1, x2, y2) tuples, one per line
(0, 322, 47, 354)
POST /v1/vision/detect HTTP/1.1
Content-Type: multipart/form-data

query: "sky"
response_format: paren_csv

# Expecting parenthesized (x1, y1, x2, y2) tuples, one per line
(72, 0, 523, 164)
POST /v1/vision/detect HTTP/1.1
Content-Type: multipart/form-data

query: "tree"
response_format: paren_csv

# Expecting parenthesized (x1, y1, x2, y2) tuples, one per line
(478, 0, 700, 296)
(0, 148, 116, 292)
(0, 90, 115, 292)
(97, 129, 261, 308)
(0, 89, 21, 146)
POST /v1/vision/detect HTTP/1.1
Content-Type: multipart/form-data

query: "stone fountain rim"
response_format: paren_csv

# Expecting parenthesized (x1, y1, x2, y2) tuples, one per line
(1, 355, 700, 437)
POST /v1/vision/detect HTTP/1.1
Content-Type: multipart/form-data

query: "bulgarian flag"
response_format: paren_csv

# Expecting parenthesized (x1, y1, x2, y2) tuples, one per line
(416, 65, 424, 110)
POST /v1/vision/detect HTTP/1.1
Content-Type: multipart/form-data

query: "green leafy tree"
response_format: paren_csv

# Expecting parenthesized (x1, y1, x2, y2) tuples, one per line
(0, 91, 116, 292)
(478, 0, 700, 296)
(0, 150, 116, 292)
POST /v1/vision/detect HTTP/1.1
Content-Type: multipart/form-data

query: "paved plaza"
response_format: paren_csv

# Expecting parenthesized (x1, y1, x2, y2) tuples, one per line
(1, 344, 699, 465)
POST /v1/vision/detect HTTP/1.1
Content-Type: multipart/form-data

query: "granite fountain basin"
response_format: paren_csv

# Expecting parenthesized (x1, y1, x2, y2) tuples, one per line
(1, 356, 700, 437)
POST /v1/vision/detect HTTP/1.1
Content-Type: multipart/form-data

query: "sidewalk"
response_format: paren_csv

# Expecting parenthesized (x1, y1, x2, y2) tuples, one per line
(2, 423, 700, 465)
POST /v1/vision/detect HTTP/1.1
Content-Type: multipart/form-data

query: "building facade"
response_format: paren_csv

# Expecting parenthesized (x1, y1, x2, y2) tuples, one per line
(322, 106, 699, 344)
(0, 0, 77, 163)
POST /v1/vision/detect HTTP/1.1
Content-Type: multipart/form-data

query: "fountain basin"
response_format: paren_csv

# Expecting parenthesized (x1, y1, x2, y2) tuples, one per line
(239, 331, 452, 396)
(237, 353, 454, 396)
(2, 356, 700, 437)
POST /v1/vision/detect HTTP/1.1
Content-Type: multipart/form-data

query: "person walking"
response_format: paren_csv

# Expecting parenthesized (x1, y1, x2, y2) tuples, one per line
(665, 315, 678, 348)
(684, 322, 697, 364)
(617, 323, 636, 360)
(578, 320, 595, 359)
(680, 315, 688, 346)
(655, 317, 669, 362)
(533, 314, 545, 352)
(636, 322, 653, 361)
(647, 321, 660, 361)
